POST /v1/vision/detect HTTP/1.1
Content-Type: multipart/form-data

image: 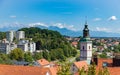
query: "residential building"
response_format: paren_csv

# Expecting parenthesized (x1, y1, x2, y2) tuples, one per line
(34, 59, 50, 68)
(0, 42, 17, 54)
(29, 42, 36, 53)
(16, 31, 25, 40)
(71, 61, 88, 74)
(17, 39, 36, 52)
(0, 64, 50, 75)
(6, 31, 14, 42)
(71, 41, 78, 48)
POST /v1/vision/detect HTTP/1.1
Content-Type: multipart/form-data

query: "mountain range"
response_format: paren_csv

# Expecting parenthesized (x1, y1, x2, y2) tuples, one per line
(34, 25, 120, 37)
(0, 25, 120, 37)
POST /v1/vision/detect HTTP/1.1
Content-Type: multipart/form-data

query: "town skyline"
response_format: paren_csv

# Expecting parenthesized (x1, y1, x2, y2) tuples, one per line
(0, 0, 120, 33)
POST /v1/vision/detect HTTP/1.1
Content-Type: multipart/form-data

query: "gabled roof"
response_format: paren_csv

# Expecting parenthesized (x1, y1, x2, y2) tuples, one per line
(49, 67, 58, 75)
(96, 58, 120, 75)
(73, 61, 88, 70)
(0, 64, 49, 75)
(37, 59, 50, 66)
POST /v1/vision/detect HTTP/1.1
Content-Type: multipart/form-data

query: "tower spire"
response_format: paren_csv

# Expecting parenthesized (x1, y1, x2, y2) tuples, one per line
(83, 16, 89, 38)
(85, 16, 87, 25)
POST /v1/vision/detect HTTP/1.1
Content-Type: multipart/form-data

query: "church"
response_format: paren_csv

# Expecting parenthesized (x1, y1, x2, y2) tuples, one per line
(71, 22, 92, 74)
(80, 22, 92, 64)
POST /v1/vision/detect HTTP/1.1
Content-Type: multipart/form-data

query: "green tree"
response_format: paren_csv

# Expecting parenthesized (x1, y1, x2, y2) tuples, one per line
(9, 48, 24, 61)
(98, 68, 110, 75)
(79, 67, 86, 75)
(43, 50, 50, 61)
(57, 63, 72, 75)
(24, 52, 33, 63)
(103, 67, 110, 75)
(0, 53, 12, 64)
(87, 63, 96, 75)
(99, 53, 107, 58)
(33, 52, 43, 60)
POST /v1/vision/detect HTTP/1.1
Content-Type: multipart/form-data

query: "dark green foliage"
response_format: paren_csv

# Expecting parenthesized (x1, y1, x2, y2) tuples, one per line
(98, 68, 110, 75)
(33, 52, 43, 60)
(9, 48, 24, 61)
(57, 63, 72, 75)
(24, 52, 33, 63)
(87, 63, 96, 75)
(43, 50, 50, 61)
(76, 56, 80, 61)
(113, 45, 120, 53)
(0, 53, 12, 64)
(19, 27, 77, 61)
(0, 32, 6, 40)
(79, 67, 86, 75)
(99, 53, 107, 58)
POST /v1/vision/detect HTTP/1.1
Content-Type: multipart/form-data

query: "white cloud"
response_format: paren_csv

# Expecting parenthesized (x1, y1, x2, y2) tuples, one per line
(93, 18, 101, 21)
(108, 16, 117, 21)
(53, 23, 65, 28)
(0, 22, 26, 28)
(29, 22, 48, 27)
(53, 23, 76, 31)
(96, 27, 111, 32)
(10, 15, 16, 18)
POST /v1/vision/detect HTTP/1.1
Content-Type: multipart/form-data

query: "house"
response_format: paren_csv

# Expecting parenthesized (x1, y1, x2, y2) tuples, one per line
(71, 41, 78, 48)
(0, 64, 50, 75)
(93, 54, 120, 75)
(71, 61, 88, 74)
(34, 59, 50, 67)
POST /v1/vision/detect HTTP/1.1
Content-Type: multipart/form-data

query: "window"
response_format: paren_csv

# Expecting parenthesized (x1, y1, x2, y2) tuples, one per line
(89, 46, 90, 49)
(83, 46, 84, 50)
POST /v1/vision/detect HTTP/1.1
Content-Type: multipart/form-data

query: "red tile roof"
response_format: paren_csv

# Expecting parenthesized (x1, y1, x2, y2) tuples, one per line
(71, 42, 78, 45)
(74, 58, 120, 75)
(74, 61, 88, 70)
(0, 64, 50, 75)
(49, 67, 58, 75)
(37, 59, 50, 66)
(96, 58, 120, 75)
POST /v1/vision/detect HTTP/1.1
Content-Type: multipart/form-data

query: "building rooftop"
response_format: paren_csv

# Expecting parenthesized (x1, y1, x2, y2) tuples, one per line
(96, 58, 120, 75)
(0, 64, 50, 75)
(37, 59, 50, 66)
(74, 61, 88, 70)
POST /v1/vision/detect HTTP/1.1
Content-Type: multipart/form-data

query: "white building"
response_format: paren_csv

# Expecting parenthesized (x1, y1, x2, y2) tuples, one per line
(6, 31, 15, 42)
(29, 42, 36, 53)
(17, 39, 36, 53)
(0, 42, 17, 54)
(17, 40, 29, 52)
(16, 31, 25, 40)
(80, 22, 92, 64)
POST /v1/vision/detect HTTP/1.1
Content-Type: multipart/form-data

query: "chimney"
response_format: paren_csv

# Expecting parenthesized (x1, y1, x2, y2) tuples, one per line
(41, 59, 43, 62)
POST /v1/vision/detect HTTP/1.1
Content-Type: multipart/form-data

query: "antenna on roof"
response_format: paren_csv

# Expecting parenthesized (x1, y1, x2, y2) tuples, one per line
(85, 16, 87, 25)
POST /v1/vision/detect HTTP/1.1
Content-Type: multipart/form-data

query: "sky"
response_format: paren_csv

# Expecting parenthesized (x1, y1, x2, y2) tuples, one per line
(0, 0, 120, 33)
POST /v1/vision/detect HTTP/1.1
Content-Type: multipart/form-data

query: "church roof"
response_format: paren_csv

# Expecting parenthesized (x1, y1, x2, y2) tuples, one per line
(80, 37, 91, 42)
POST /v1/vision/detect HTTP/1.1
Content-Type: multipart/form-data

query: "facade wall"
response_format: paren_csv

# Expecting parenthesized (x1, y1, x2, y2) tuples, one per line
(6, 31, 14, 42)
(71, 64, 78, 74)
(80, 41, 92, 61)
(16, 31, 25, 40)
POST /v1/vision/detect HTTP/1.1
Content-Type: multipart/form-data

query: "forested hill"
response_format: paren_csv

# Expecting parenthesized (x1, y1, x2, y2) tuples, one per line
(19, 27, 77, 61)
(19, 27, 65, 50)
(0, 32, 6, 40)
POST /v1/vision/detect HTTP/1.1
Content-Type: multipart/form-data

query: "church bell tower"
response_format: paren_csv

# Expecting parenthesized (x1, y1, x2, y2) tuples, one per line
(80, 22, 92, 64)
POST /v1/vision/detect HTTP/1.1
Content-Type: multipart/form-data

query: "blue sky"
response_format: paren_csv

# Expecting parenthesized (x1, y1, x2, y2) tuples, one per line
(0, 0, 120, 32)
